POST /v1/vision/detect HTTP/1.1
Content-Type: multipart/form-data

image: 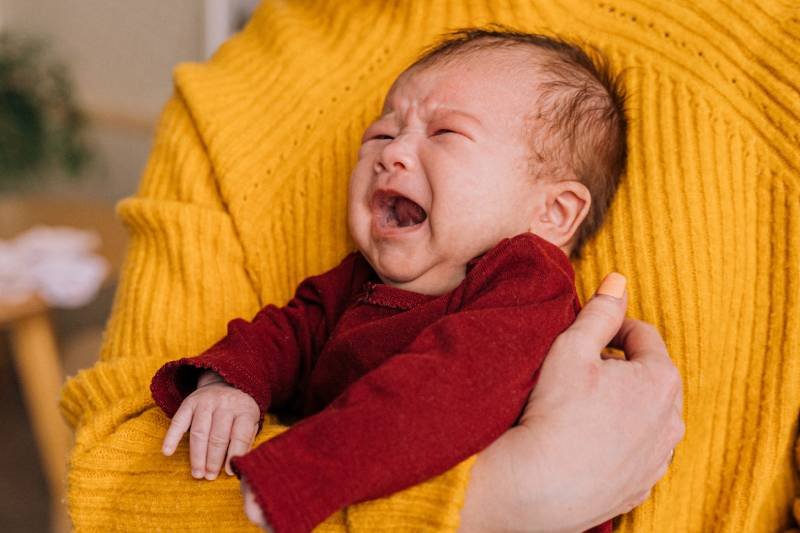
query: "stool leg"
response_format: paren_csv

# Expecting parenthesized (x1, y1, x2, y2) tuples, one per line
(9, 311, 72, 533)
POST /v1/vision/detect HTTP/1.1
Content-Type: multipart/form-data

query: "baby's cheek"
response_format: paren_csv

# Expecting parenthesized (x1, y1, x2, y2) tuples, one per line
(349, 158, 375, 191)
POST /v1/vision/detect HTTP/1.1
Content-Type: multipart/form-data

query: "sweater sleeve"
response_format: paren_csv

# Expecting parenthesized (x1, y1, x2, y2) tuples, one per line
(58, 91, 273, 531)
(231, 237, 581, 533)
(149, 253, 364, 418)
(58, 90, 471, 532)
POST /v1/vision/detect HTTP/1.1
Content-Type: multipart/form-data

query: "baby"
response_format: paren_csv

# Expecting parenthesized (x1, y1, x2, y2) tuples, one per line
(151, 27, 627, 533)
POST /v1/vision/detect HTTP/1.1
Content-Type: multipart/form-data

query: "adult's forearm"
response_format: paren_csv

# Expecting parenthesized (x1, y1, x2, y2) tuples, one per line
(459, 427, 592, 533)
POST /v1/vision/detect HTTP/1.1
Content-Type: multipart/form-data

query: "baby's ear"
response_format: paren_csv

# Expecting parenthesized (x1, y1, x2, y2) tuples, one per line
(529, 180, 591, 252)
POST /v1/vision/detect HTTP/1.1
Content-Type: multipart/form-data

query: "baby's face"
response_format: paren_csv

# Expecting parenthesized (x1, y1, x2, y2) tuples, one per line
(348, 49, 549, 295)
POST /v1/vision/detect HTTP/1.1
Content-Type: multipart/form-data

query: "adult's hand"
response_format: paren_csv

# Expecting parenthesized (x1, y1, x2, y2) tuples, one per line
(459, 273, 685, 533)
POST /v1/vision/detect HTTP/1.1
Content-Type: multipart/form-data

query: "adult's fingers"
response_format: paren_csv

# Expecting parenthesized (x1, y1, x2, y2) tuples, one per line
(671, 404, 686, 446)
(204, 410, 235, 480)
(671, 373, 684, 413)
(556, 272, 628, 359)
(189, 405, 213, 479)
(610, 317, 682, 408)
(643, 414, 682, 490)
(609, 318, 668, 363)
(612, 317, 685, 465)
(162, 400, 195, 456)
(225, 416, 258, 476)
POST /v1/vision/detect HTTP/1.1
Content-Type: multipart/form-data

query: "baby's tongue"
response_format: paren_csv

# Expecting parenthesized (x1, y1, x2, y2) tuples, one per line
(393, 197, 427, 227)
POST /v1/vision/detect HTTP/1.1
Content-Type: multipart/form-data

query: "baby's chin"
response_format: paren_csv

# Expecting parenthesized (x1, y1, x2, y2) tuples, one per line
(370, 261, 421, 289)
(372, 260, 465, 296)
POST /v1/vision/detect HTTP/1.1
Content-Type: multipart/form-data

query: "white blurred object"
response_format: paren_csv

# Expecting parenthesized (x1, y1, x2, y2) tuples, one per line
(0, 241, 38, 305)
(0, 226, 109, 308)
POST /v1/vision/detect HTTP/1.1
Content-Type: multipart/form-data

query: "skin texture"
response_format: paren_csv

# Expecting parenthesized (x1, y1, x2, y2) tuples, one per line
(348, 48, 591, 296)
(161, 370, 260, 480)
(162, 372, 269, 527)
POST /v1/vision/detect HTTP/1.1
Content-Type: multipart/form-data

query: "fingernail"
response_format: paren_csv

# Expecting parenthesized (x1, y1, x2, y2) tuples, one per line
(205, 472, 217, 481)
(192, 470, 204, 479)
(596, 272, 626, 299)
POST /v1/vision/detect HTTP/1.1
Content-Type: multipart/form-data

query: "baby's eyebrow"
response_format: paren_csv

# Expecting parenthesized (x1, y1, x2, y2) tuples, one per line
(377, 107, 483, 128)
(430, 108, 482, 127)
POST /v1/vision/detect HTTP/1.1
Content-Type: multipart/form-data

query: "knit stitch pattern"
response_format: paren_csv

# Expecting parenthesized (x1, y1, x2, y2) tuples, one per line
(60, 1, 800, 531)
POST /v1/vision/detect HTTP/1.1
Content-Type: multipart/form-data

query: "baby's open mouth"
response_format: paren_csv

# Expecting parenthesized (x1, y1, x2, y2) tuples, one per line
(372, 190, 428, 228)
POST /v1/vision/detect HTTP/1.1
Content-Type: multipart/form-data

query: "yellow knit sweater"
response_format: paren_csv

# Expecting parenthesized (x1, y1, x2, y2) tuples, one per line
(60, 1, 800, 531)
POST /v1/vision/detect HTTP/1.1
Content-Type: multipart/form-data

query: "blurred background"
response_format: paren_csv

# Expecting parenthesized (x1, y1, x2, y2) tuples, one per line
(0, 1, 257, 531)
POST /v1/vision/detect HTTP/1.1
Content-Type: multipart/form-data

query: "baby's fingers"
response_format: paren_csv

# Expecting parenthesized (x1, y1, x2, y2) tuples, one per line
(225, 416, 259, 476)
(204, 410, 234, 480)
(162, 401, 196, 456)
(189, 406, 214, 479)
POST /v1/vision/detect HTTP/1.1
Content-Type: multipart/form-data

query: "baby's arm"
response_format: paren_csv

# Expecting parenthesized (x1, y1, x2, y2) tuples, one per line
(232, 236, 581, 532)
(150, 251, 368, 420)
(161, 369, 259, 479)
(151, 252, 371, 480)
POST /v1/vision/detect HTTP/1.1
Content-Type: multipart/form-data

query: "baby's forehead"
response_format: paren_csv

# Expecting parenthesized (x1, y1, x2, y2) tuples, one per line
(381, 46, 549, 124)
(400, 45, 548, 87)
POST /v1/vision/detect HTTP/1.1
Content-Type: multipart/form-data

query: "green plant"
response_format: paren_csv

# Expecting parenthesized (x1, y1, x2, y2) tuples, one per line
(0, 32, 91, 188)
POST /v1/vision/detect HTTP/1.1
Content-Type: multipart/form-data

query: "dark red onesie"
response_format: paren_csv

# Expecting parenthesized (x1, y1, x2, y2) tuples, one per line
(151, 232, 612, 533)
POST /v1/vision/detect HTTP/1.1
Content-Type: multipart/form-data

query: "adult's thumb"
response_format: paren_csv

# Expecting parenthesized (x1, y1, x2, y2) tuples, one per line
(561, 272, 628, 358)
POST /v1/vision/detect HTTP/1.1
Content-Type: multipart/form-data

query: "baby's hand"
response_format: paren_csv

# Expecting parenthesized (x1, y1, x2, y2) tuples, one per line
(241, 478, 273, 531)
(161, 370, 260, 480)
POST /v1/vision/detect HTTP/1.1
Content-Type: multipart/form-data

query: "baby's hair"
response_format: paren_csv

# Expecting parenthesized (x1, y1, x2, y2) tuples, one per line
(408, 26, 628, 257)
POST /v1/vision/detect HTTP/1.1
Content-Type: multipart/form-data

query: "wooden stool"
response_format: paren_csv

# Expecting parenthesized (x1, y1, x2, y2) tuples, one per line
(0, 296, 71, 533)
(0, 195, 127, 533)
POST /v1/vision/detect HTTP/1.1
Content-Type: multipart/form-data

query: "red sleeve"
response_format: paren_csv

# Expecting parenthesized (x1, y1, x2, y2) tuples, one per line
(588, 521, 614, 533)
(149, 252, 370, 418)
(231, 236, 582, 533)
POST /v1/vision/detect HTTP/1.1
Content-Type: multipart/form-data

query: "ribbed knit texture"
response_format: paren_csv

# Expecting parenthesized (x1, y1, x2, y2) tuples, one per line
(59, 1, 799, 531)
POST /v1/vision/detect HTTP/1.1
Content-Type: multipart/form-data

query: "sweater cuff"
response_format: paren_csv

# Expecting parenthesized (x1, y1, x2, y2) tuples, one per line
(231, 445, 315, 533)
(150, 346, 271, 418)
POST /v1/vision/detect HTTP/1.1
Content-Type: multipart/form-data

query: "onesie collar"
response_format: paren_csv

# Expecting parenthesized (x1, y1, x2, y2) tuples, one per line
(355, 233, 569, 311)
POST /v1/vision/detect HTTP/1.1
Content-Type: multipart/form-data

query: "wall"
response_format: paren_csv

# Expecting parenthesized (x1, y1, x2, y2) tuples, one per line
(0, 0, 207, 202)
(0, 4, 261, 531)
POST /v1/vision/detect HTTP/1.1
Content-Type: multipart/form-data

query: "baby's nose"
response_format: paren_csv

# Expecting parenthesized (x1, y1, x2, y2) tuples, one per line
(375, 139, 414, 174)
(374, 159, 407, 174)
